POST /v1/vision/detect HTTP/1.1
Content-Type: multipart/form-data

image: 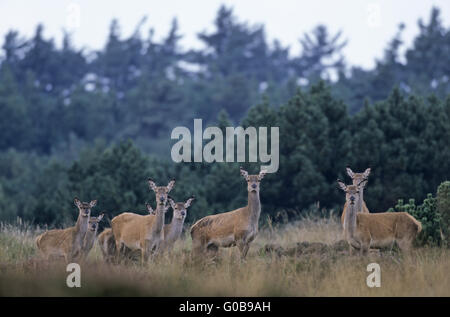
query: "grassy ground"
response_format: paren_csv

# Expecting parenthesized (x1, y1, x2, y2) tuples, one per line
(0, 215, 449, 296)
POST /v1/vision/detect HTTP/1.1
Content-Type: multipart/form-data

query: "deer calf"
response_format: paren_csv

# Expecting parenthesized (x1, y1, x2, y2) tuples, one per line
(340, 167, 371, 228)
(111, 179, 175, 264)
(338, 180, 421, 255)
(159, 196, 195, 253)
(35, 198, 97, 262)
(81, 214, 104, 260)
(190, 167, 266, 260)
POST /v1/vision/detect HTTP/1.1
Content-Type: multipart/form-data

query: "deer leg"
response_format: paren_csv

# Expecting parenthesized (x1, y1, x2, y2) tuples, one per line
(141, 248, 147, 266)
(191, 239, 205, 261)
(397, 239, 412, 253)
(115, 241, 124, 264)
(206, 243, 219, 259)
(142, 240, 151, 265)
(237, 241, 250, 260)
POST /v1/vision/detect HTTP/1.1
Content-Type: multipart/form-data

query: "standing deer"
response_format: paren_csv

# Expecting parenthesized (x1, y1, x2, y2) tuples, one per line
(99, 203, 168, 263)
(81, 214, 104, 260)
(340, 167, 371, 228)
(111, 179, 175, 265)
(160, 196, 195, 253)
(35, 198, 97, 262)
(190, 167, 266, 260)
(338, 180, 422, 255)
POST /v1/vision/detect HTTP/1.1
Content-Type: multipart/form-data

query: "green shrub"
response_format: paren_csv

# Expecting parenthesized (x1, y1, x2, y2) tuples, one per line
(437, 181, 450, 241)
(389, 193, 444, 247)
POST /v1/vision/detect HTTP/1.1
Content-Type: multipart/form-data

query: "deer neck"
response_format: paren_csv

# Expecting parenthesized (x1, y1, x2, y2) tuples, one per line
(166, 217, 184, 241)
(75, 212, 89, 236)
(358, 188, 364, 213)
(153, 202, 165, 235)
(344, 201, 357, 239)
(246, 191, 261, 226)
(83, 228, 97, 249)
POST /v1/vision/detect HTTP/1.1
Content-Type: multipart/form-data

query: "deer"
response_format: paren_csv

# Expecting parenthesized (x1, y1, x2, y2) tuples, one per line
(159, 196, 195, 254)
(340, 167, 371, 228)
(98, 203, 168, 263)
(111, 179, 175, 265)
(80, 213, 104, 260)
(338, 179, 422, 255)
(35, 198, 97, 263)
(190, 167, 266, 260)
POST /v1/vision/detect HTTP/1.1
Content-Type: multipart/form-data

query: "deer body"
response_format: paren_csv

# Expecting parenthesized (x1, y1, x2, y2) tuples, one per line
(111, 179, 175, 264)
(111, 210, 164, 264)
(35, 198, 97, 262)
(339, 182, 421, 255)
(190, 168, 265, 259)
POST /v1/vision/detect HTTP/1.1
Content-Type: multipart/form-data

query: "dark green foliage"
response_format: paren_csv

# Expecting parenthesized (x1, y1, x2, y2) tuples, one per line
(388, 181, 449, 246)
(437, 181, 450, 241)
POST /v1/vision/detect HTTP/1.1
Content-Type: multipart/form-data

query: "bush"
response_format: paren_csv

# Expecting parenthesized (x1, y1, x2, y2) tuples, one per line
(389, 193, 444, 247)
(437, 181, 450, 241)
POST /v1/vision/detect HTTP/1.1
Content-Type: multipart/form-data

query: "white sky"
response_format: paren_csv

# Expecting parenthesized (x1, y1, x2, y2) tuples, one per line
(0, 0, 449, 69)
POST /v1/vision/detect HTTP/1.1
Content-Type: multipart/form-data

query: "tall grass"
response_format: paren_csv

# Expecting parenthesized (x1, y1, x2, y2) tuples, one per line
(0, 215, 449, 296)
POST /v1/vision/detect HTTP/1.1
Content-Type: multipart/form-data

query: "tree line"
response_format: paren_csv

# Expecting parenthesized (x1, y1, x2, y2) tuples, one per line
(0, 82, 448, 226)
(0, 6, 449, 156)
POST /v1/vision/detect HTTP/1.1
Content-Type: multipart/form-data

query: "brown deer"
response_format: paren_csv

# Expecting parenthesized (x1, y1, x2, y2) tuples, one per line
(161, 196, 195, 253)
(340, 167, 371, 227)
(80, 213, 104, 260)
(338, 180, 422, 255)
(111, 179, 175, 264)
(35, 198, 97, 262)
(98, 203, 168, 263)
(190, 167, 266, 260)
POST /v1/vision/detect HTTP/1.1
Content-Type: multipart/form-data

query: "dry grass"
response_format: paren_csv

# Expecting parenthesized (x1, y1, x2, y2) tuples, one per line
(0, 214, 449, 296)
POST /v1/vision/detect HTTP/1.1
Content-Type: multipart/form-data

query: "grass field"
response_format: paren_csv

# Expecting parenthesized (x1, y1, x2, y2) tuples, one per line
(0, 214, 449, 296)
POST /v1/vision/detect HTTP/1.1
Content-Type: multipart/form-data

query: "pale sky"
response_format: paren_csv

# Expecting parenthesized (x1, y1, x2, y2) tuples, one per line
(0, 0, 449, 69)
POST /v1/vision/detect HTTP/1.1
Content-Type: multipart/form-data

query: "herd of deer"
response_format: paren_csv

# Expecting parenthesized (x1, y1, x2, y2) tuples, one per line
(34, 166, 422, 264)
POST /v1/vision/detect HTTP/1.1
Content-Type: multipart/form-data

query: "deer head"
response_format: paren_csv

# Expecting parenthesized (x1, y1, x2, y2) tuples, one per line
(74, 197, 97, 218)
(148, 179, 176, 205)
(168, 196, 195, 220)
(346, 167, 371, 188)
(240, 167, 266, 193)
(337, 179, 366, 205)
(88, 213, 104, 231)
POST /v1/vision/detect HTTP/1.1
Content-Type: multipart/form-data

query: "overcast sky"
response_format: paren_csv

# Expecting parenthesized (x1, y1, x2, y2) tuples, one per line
(0, 0, 448, 69)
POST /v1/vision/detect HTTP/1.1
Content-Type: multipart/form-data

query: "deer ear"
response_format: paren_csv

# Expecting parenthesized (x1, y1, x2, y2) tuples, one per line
(145, 203, 154, 214)
(346, 167, 354, 178)
(357, 178, 368, 188)
(168, 197, 176, 209)
(258, 169, 267, 180)
(337, 180, 347, 191)
(74, 197, 82, 208)
(363, 168, 371, 178)
(240, 167, 249, 180)
(148, 179, 157, 192)
(89, 200, 97, 208)
(167, 179, 176, 192)
(184, 196, 195, 208)
(97, 213, 104, 221)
